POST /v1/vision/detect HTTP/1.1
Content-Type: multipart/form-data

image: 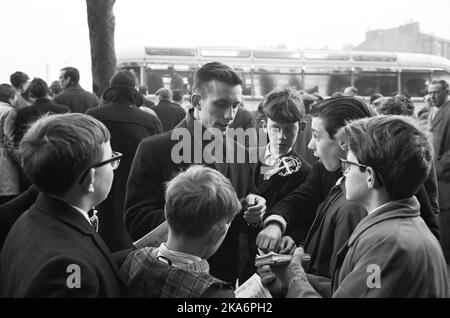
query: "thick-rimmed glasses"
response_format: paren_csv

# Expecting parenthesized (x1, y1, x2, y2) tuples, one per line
(339, 158, 384, 186)
(339, 158, 368, 174)
(78, 151, 123, 184)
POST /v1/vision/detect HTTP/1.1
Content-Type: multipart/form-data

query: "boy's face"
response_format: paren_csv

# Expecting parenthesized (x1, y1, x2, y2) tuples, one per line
(91, 141, 115, 206)
(344, 150, 369, 204)
(308, 117, 345, 171)
(264, 118, 299, 156)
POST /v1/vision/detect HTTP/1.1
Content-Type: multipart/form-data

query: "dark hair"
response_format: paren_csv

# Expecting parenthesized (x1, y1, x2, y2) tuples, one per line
(10, 71, 29, 89)
(370, 93, 383, 104)
(310, 96, 373, 138)
(172, 89, 183, 102)
(49, 80, 62, 96)
(0, 84, 14, 103)
(29, 78, 50, 99)
(61, 67, 80, 84)
(193, 62, 243, 97)
(110, 70, 136, 88)
(138, 85, 147, 95)
(337, 116, 433, 200)
(261, 87, 305, 123)
(20, 113, 110, 196)
(430, 79, 449, 92)
(378, 96, 415, 116)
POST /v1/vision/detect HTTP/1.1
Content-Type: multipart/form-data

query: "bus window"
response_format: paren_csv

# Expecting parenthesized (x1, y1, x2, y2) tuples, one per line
(354, 72, 397, 96)
(253, 49, 301, 59)
(145, 47, 197, 57)
(304, 74, 351, 96)
(144, 68, 164, 94)
(401, 71, 431, 97)
(254, 71, 303, 96)
(200, 47, 250, 58)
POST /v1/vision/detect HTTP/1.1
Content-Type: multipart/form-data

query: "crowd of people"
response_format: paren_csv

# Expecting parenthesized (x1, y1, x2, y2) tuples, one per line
(0, 61, 449, 298)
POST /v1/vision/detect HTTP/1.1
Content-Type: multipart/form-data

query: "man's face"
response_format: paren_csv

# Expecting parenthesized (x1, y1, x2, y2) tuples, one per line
(265, 118, 299, 156)
(196, 80, 242, 132)
(428, 83, 448, 107)
(59, 71, 70, 89)
(308, 116, 345, 171)
(344, 150, 370, 206)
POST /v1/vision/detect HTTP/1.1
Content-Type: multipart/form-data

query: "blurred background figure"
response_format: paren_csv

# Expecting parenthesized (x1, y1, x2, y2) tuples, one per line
(9, 71, 31, 109)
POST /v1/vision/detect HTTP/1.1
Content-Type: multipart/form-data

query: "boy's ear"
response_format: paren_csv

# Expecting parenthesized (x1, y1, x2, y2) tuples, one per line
(261, 119, 267, 133)
(298, 120, 307, 134)
(191, 94, 201, 110)
(207, 223, 227, 246)
(81, 168, 96, 194)
(366, 167, 377, 189)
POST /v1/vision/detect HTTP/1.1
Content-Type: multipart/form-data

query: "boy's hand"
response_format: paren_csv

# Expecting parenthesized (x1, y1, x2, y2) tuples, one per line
(256, 223, 282, 252)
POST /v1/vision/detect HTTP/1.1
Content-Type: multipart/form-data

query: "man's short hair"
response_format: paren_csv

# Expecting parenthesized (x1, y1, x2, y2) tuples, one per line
(310, 96, 373, 138)
(337, 115, 433, 200)
(61, 67, 80, 84)
(378, 96, 415, 116)
(193, 62, 243, 97)
(0, 84, 14, 103)
(10, 71, 29, 89)
(164, 165, 241, 238)
(344, 86, 359, 96)
(261, 87, 305, 123)
(49, 80, 62, 95)
(29, 78, 50, 99)
(20, 113, 110, 196)
(138, 85, 148, 95)
(155, 88, 172, 100)
(430, 79, 449, 92)
(172, 89, 183, 103)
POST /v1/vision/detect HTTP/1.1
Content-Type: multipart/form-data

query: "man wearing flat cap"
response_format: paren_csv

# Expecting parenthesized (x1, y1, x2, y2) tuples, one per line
(153, 88, 186, 132)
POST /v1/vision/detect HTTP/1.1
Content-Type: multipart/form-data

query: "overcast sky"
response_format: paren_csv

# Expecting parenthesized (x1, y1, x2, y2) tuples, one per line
(1, 0, 450, 89)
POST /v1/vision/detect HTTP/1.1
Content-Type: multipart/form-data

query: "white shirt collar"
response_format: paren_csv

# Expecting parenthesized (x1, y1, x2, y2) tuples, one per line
(264, 144, 293, 166)
(157, 243, 203, 268)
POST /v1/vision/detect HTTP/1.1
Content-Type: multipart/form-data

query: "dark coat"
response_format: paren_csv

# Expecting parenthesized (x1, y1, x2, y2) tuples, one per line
(53, 84, 99, 113)
(152, 100, 186, 132)
(0, 185, 39, 250)
(0, 194, 126, 297)
(12, 98, 70, 144)
(86, 101, 163, 252)
(253, 147, 312, 243)
(125, 109, 259, 283)
(331, 197, 449, 297)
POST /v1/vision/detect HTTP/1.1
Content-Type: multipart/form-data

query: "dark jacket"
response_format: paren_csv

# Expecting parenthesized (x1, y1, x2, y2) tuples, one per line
(12, 98, 70, 144)
(0, 185, 39, 250)
(331, 197, 448, 297)
(86, 98, 163, 252)
(53, 84, 99, 113)
(229, 106, 256, 149)
(253, 147, 312, 243)
(152, 100, 186, 132)
(0, 194, 126, 297)
(125, 109, 259, 283)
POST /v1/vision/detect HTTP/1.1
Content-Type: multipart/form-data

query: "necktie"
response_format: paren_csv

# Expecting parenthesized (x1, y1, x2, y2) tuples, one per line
(89, 207, 99, 232)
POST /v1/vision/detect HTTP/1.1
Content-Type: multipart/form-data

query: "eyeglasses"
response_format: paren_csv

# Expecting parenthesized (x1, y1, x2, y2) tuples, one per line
(339, 158, 384, 186)
(78, 151, 123, 184)
(339, 158, 368, 174)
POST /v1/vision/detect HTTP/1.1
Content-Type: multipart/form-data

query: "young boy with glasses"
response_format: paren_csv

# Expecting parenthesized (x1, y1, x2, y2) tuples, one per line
(272, 116, 449, 297)
(0, 113, 127, 297)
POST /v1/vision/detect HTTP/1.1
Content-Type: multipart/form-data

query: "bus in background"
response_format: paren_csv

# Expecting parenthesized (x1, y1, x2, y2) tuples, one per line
(116, 46, 450, 111)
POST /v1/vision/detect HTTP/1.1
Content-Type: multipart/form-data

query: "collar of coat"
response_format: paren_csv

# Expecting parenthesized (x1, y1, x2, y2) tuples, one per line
(347, 196, 420, 247)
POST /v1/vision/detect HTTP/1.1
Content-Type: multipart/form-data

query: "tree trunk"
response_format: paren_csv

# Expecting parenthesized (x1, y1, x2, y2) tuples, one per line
(86, 0, 116, 97)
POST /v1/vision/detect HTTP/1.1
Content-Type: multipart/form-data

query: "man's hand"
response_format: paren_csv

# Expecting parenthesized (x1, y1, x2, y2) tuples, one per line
(278, 236, 296, 255)
(256, 223, 282, 253)
(243, 194, 266, 225)
(257, 265, 287, 298)
(270, 247, 307, 287)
